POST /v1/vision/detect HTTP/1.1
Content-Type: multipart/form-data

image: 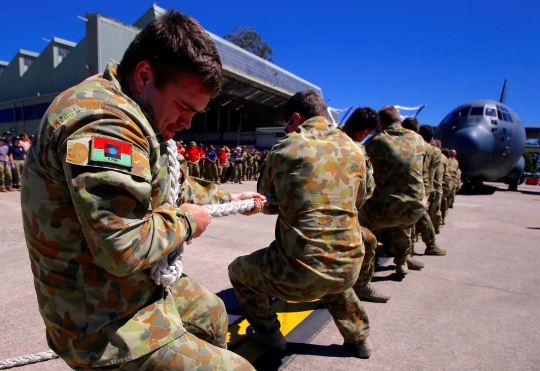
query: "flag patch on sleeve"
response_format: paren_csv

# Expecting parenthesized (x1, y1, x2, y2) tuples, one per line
(91, 137, 132, 168)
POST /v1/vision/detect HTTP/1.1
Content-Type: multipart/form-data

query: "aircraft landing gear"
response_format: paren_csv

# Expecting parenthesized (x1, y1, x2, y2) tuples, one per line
(508, 178, 519, 192)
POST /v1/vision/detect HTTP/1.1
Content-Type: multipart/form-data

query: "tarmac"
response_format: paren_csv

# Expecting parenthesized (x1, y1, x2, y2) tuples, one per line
(1, 181, 539, 370)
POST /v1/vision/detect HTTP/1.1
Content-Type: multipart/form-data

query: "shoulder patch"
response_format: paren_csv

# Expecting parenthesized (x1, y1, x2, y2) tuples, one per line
(91, 137, 132, 168)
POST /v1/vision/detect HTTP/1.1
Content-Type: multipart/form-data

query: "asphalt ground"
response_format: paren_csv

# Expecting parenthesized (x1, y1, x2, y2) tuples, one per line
(1, 181, 539, 370)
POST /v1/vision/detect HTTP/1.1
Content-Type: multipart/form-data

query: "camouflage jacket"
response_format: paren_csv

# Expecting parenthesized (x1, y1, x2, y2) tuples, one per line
(336, 125, 374, 202)
(430, 146, 444, 200)
(362, 122, 426, 226)
(358, 143, 375, 203)
(449, 158, 461, 189)
(21, 60, 231, 368)
(423, 143, 435, 196)
(258, 116, 367, 292)
(441, 156, 452, 196)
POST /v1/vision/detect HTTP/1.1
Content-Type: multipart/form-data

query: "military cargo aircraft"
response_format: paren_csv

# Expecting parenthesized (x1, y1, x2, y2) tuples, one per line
(434, 80, 539, 191)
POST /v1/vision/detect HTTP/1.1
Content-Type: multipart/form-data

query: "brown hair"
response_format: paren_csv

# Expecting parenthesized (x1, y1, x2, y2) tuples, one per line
(120, 10, 222, 96)
(402, 117, 419, 133)
(282, 90, 327, 122)
(378, 105, 401, 126)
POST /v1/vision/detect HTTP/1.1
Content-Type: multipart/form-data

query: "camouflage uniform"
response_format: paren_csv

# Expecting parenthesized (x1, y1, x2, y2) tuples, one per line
(448, 158, 461, 208)
(229, 116, 370, 345)
(413, 143, 438, 249)
(351, 140, 377, 289)
(441, 155, 453, 224)
(428, 146, 445, 233)
(358, 122, 426, 266)
(21, 60, 254, 370)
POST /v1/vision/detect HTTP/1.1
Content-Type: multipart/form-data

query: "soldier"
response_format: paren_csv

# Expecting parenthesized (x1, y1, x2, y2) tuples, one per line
(198, 143, 207, 179)
(21, 10, 264, 370)
(9, 136, 26, 190)
(448, 149, 461, 208)
(229, 90, 373, 358)
(217, 145, 228, 183)
(205, 144, 219, 183)
(229, 147, 243, 183)
(359, 106, 426, 275)
(185, 140, 201, 177)
(244, 147, 253, 180)
(441, 148, 453, 225)
(0, 137, 14, 192)
(425, 137, 445, 234)
(340, 107, 391, 303)
(401, 119, 446, 256)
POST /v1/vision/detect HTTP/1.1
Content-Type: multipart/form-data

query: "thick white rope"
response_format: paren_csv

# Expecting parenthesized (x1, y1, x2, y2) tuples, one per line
(149, 140, 260, 287)
(0, 350, 58, 369)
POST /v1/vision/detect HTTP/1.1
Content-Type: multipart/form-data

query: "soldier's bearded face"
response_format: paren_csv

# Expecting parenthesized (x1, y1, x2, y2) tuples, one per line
(144, 72, 211, 141)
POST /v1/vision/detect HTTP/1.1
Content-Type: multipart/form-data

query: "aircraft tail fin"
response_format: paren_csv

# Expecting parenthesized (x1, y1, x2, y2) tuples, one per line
(500, 78, 507, 104)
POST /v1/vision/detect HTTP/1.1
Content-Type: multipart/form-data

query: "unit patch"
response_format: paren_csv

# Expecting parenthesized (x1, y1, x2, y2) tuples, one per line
(91, 137, 132, 168)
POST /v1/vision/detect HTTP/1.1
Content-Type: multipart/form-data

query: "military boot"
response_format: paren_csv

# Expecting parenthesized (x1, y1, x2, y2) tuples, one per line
(425, 246, 447, 256)
(355, 283, 390, 303)
(395, 260, 408, 275)
(356, 338, 372, 358)
(406, 256, 424, 270)
(246, 326, 287, 352)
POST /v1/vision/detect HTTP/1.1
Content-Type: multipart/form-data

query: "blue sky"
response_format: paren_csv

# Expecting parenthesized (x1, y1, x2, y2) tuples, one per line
(1, 0, 539, 125)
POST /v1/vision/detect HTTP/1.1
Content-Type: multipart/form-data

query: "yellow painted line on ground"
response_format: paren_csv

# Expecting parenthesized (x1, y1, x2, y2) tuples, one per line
(227, 300, 321, 362)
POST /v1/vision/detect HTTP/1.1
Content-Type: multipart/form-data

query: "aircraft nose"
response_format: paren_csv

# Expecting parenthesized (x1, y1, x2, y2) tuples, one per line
(445, 127, 494, 172)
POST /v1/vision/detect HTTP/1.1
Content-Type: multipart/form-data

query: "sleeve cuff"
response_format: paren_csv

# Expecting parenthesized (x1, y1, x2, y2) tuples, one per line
(182, 210, 197, 244)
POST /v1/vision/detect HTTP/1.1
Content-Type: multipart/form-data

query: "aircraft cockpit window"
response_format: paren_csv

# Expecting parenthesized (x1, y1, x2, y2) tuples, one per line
(440, 111, 454, 125)
(497, 110, 503, 120)
(502, 112, 513, 122)
(470, 107, 484, 115)
(500, 105, 509, 113)
(485, 108, 497, 117)
(458, 106, 471, 117)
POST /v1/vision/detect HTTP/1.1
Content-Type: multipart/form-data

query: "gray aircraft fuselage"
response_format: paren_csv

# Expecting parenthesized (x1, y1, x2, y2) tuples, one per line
(434, 99, 526, 181)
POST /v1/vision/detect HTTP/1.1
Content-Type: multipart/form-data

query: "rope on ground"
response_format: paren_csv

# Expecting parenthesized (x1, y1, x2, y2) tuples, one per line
(0, 350, 58, 369)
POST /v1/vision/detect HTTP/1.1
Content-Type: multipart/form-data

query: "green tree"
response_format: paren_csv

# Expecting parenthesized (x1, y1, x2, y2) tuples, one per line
(224, 26, 274, 62)
(524, 152, 535, 173)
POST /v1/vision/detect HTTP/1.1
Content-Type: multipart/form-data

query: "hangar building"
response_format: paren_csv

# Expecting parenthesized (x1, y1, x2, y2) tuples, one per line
(0, 5, 322, 148)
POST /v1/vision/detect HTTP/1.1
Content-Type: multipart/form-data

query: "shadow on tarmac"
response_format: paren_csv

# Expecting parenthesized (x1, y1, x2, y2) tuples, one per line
(458, 184, 498, 195)
(371, 272, 405, 282)
(253, 342, 358, 371)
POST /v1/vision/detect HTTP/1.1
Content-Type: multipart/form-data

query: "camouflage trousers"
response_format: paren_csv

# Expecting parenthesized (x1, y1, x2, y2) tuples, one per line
(231, 165, 241, 183)
(228, 248, 370, 344)
(413, 211, 436, 250)
(0, 160, 12, 190)
(78, 276, 254, 371)
(187, 162, 200, 178)
(358, 207, 420, 265)
(12, 159, 25, 188)
(199, 161, 207, 179)
(448, 188, 456, 208)
(205, 162, 219, 182)
(428, 192, 443, 233)
(354, 227, 377, 288)
(441, 192, 450, 224)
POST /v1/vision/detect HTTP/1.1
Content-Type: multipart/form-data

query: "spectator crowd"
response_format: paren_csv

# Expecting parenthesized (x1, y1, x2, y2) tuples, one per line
(176, 140, 269, 184)
(0, 131, 32, 192)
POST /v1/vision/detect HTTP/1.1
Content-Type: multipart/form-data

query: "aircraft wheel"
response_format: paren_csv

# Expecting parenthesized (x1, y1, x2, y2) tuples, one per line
(508, 179, 519, 192)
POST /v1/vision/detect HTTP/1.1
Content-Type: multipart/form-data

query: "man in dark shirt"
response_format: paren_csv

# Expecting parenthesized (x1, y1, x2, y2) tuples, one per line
(9, 136, 26, 190)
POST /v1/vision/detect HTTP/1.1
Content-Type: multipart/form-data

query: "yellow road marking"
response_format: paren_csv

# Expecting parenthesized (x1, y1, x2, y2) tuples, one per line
(227, 300, 321, 362)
